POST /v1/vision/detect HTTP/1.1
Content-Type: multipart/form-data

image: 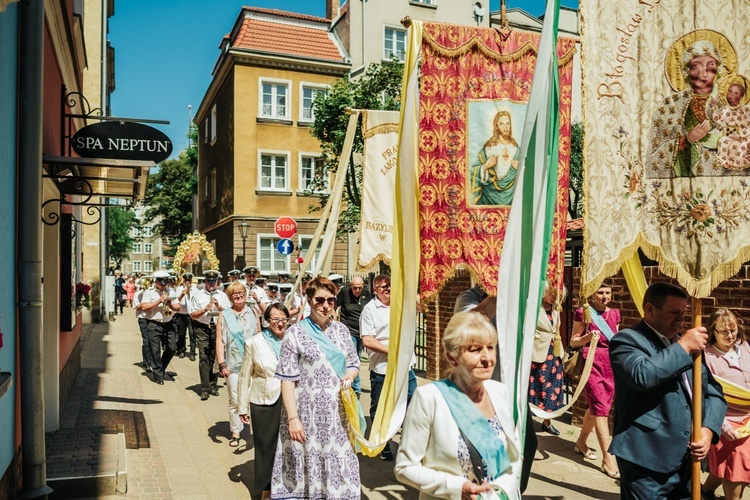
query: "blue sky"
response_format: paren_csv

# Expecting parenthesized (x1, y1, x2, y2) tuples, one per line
(109, 0, 577, 158)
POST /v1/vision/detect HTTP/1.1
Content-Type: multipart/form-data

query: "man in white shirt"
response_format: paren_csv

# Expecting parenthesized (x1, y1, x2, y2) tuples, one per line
(133, 277, 152, 372)
(140, 270, 181, 385)
(174, 272, 198, 361)
(360, 274, 417, 461)
(189, 270, 231, 400)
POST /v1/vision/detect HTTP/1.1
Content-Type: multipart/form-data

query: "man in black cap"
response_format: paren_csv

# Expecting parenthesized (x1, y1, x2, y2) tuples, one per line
(175, 272, 198, 360)
(189, 270, 231, 400)
(278, 271, 291, 284)
(140, 270, 181, 384)
(241, 265, 258, 287)
(225, 269, 241, 288)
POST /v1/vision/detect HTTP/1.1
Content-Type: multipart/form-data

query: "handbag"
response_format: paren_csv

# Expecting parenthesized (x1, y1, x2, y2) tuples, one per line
(562, 345, 584, 377)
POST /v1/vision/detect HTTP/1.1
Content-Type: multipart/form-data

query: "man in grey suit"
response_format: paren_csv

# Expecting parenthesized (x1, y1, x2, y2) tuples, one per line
(610, 282, 726, 499)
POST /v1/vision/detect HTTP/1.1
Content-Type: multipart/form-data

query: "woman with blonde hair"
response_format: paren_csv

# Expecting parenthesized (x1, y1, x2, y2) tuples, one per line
(395, 311, 522, 499)
(215, 281, 257, 448)
(701, 308, 750, 500)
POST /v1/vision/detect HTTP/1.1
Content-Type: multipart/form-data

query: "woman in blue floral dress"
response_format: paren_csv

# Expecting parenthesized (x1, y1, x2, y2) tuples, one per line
(273, 276, 360, 499)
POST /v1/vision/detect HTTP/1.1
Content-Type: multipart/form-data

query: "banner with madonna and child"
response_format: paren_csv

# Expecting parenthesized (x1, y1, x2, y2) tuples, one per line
(581, 0, 750, 299)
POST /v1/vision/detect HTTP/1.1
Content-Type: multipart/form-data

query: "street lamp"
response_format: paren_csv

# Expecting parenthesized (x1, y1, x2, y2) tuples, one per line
(239, 219, 249, 268)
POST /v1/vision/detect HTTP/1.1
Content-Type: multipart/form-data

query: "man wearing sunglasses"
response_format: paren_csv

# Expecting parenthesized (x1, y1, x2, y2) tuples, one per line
(360, 274, 417, 460)
(140, 270, 181, 385)
(189, 270, 231, 400)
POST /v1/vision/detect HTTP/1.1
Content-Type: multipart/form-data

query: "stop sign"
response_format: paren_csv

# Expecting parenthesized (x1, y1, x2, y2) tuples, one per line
(274, 217, 297, 239)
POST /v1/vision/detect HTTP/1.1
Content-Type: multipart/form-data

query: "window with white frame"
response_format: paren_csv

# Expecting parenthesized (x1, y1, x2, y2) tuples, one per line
(132, 260, 142, 272)
(144, 243, 153, 254)
(210, 104, 217, 143)
(298, 237, 322, 273)
(260, 80, 289, 119)
(143, 260, 153, 272)
(142, 226, 153, 237)
(384, 27, 406, 62)
(300, 85, 327, 122)
(211, 168, 217, 204)
(132, 227, 141, 238)
(299, 155, 326, 192)
(412, 0, 435, 4)
(132, 242, 142, 254)
(258, 236, 288, 272)
(259, 152, 288, 190)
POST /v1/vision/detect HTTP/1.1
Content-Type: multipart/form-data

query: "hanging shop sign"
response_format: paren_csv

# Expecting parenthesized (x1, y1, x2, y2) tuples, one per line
(71, 121, 173, 163)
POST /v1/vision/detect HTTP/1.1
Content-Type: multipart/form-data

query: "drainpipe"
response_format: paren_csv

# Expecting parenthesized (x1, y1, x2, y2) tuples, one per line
(18, 0, 53, 497)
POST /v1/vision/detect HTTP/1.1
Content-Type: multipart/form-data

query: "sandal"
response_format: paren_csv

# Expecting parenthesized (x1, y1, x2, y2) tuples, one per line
(601, 464, 620, 479)
(574, 442, 597, 460)
(229, 437, 240, 448)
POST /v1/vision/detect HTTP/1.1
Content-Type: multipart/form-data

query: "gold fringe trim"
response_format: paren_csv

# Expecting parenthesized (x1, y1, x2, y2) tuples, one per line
(355, 252, 392, 272)
(362, 123, 399, 139)
(582, 231, 750, 299)
(421, 28, 577, 69)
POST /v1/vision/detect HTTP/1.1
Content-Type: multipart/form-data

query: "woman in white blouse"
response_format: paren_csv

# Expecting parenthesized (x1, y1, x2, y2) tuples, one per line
(237, 302, 289, 500)
(395, 311, 522, 500)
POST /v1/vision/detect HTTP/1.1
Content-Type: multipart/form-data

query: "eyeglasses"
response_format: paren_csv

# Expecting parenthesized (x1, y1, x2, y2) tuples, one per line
(351, 286, 363, 290)
(230, 293, 246, 299)
(313, 296, 336, 306)
(375, 284, 391, 290)
(270, 317, 289, 324)
(715, 329, 738, 336)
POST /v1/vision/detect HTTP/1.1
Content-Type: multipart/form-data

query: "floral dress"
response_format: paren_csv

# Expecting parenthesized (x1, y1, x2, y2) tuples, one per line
(528, 311, 564, 412)
(273, 321, 361, 499)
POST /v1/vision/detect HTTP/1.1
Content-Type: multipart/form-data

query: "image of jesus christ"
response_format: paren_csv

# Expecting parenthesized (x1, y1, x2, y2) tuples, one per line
(469, 110, 519, 206)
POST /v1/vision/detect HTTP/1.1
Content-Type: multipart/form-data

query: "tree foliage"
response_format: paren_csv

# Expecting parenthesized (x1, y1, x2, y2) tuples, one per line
(568, 121, 584, 219)
(309, 60, 404, 237)
(108, 206, 138, 267)
(144, 124, 198, 255)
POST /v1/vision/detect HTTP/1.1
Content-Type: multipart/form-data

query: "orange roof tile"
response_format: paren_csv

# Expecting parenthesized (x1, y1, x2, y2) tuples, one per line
(245, 7, 331, 23)
(233, 13, 344, 63)
(566, 218, 584, 231)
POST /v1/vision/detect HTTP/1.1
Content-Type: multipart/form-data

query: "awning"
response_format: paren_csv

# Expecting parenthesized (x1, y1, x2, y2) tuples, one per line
(43, 155, 152, 204)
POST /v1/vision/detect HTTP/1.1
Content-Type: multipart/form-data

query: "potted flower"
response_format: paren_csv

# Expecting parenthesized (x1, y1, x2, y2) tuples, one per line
(76, 282, 92, 311)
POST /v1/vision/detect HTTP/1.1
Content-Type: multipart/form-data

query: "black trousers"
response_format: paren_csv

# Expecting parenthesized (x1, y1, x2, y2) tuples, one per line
(174, 313, 193, 354)
(194, 322, 217, 392)
(115, 291, 125, 313)
(146, 319, 176, 381)
(137, 318, 152, 368)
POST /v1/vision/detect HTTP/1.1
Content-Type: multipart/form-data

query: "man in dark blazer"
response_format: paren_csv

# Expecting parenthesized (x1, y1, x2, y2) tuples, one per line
(609, 282, 726, 499)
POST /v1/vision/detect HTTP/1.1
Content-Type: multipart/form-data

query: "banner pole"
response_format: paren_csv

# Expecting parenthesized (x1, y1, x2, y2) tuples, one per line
(691, 296, 703, 500)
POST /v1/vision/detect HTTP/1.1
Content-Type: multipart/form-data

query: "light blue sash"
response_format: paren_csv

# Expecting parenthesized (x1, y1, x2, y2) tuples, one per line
(589, 307, 616, 341)
(221, 309, 246, 357)
(299, 318, 346, 379)
(262, 328, 282, 359)
(434, 379, 511, 481)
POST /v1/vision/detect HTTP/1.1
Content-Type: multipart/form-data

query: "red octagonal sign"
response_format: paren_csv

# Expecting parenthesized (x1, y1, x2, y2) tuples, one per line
(275, 217, 297, 239)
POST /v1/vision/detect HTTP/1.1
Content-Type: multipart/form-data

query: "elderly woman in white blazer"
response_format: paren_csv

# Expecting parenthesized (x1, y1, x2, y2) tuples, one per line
(395, 311, 522, 500)
(237, 302, 289, 500)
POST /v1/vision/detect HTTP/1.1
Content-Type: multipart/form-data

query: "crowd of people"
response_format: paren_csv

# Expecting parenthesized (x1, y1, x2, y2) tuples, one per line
(122, 265, 748, 500)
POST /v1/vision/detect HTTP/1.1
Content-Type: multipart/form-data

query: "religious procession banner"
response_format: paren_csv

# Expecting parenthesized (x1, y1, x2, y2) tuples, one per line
(357, 110, 400, 271)
(417, 22, 576, 300)
(581, 0, 750, 297)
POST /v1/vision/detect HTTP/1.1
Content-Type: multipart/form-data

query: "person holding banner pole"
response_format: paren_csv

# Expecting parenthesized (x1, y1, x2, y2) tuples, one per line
(609, 283, 726, 499)
(569, 279, 620, 478)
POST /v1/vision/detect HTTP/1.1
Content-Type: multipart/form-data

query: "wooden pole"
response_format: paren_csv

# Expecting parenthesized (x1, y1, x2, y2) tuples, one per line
(691, 296, 702, 500)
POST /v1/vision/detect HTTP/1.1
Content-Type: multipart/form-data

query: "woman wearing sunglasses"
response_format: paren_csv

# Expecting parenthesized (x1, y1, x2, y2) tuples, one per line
(273, 276, 361, 499)
(237, 302, 290, 500)
(215, 281, 258, 448)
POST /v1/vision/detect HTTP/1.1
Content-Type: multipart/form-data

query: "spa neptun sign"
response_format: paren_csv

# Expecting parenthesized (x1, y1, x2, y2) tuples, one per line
(72, 121, 173, 163)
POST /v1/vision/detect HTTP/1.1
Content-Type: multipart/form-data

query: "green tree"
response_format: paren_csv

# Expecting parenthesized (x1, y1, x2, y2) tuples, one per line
(144, 124, 198, 255)
(568, 121, 584, 219)
(108, 206, 138, 268)
(309, 60, 404, 237)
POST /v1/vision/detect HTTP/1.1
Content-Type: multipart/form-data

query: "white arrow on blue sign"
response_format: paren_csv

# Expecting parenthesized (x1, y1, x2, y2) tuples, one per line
(277, 238, 294, 256)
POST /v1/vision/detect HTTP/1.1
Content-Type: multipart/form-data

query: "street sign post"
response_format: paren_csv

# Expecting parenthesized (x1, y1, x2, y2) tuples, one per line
(274, 217, 297, 239)
(277, 238, 294, 256)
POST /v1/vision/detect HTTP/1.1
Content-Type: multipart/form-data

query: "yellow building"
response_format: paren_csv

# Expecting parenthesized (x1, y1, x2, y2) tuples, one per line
(195, 7, 350, 277)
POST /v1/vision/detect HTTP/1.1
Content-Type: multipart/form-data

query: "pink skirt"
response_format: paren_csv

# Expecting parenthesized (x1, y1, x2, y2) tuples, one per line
(709, 420, 750, 484)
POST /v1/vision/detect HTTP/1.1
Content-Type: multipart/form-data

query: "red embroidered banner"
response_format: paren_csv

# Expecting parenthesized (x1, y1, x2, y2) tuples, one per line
(418, 22, 576, 300)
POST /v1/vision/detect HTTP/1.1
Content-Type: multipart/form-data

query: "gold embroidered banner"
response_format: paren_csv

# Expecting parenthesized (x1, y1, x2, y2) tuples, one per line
(418, 22, 576, 300)
(581, 0, 750, 297)
(357, 110, 400, 271)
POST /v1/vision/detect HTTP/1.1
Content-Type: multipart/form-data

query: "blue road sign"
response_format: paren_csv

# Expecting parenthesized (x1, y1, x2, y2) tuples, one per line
(277, 238, 294, 256)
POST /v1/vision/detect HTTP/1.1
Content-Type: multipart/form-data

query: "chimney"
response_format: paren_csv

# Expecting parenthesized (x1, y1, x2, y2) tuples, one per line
(326, 0, 340, 20)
